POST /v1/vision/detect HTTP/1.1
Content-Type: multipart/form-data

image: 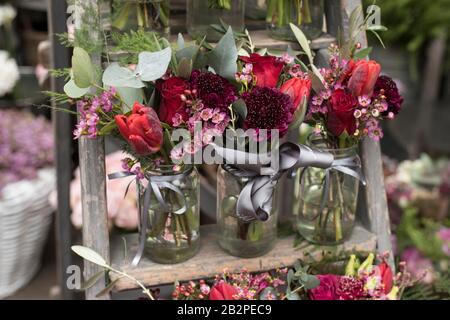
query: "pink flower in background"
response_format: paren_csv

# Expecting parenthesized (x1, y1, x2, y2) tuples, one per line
(401, 248, 435, 284)
(49, 151, 139, 230)
(437, 227, 450, 257)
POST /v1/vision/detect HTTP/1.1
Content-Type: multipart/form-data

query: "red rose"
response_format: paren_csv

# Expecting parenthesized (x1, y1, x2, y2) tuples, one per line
(209, 282, 238, 300)
(157, 76, 189, 125)
(308, 275, 341, 300)
(326, 89, 357, 136)
(115, 102, 163, 155)
(280, 77, 312, 112)
(348, 60, 381, 97)
(377, 262, 394, 294)
(241, 53, 284, 88)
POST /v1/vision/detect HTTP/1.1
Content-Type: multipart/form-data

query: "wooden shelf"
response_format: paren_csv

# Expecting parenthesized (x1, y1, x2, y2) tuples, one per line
(109, 224, 376, 291)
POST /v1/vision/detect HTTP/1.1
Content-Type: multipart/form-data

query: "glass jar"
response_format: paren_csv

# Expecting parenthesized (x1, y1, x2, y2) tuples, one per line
(111, 0, 170, 37)
(245, 0, 267, 20)
(139, 165, 200, 264)
(187, 0, 245, 42)
(267, 0, 324, 41)
(217, 165, 278, 257)
(294, 136, 360, 245)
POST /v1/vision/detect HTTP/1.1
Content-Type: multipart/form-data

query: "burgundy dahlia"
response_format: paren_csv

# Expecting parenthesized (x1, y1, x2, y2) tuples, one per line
(336, 276, 365, 300)
(190, 70, 238, 110)
(242, 87, 294, 137)
(373, 75, 403, 115)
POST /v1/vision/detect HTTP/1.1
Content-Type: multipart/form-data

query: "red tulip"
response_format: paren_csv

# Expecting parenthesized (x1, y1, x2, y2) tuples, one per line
(280, 77, 312, 112)
(209, 282, 238, 300)
(348, 60, 381, 97)
(115, 102, 163, 156)
(240, 53, 284, 88)
(377, 261, 394, 294)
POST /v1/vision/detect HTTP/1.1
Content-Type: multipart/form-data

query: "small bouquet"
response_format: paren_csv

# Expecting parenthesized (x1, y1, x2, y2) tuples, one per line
(288, 9, 404, 244)
(307, 254, 412, 300)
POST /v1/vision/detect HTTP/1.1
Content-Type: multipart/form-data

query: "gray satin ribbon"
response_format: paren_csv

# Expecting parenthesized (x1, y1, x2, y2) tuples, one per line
(108, 167, 193, 266)
(215, 142, 366, 223)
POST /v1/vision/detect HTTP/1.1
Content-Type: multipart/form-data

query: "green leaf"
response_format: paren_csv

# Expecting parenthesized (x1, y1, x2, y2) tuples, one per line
(63, 79, 90, 98)
(135, 47, 172, 81)
(303, 274, 320, 290)
(176, 45, 200, 62)
(348, 5, 364, 41)
(369, 29, 386, 48)
(177, 58, 193, 79)
(102, 63, 145, 88)
(79, 270, 105, 291)
(116, 87, 144, 111)
(286, 292, 301, 300)
(308, 70, 325, 93)
(72, 47, 94, 88)
(71, 245, 108, 268)
(238, 48, 250, 57)
(290, 23, 313, 64)
(207, 27, 238, 81)
(98, 120, 117, 136)
(232, 99, 247, 120)
(353, 47, 373, 59)
(95, 278, 121, 298)
(367, 25, 388, 32)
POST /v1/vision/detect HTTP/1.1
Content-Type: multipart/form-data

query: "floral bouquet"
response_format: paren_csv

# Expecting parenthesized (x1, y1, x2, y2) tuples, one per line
(288, 11, 404, 244)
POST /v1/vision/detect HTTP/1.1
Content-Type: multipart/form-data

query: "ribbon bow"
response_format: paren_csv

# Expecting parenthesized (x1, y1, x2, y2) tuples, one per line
(215, 142, 365, 223)
(108, 167, 193, 266)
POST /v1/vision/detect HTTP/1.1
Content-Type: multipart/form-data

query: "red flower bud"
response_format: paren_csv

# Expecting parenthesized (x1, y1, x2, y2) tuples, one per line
(115, 102, 163, 156)
(209, 282, 238, 300)
(280, 77, 312, 113)
(348, 60, 381, 97)
(240, 53, 284, 88)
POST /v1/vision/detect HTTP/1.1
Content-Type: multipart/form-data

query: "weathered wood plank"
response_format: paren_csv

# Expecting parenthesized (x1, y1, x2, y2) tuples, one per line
(76, 0, 110, 300)
(110, 224, 376, 291)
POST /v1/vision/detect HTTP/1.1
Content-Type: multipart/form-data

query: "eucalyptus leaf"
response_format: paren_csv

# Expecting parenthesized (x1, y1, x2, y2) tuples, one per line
(135, 47, 172, 82)
(116, 86, 144, 110)
(232, 99, 247, 120)
(290, 23, 313, 64)
(176, 45, 200, 62)
(207, 27, 238, 81)
(177, 58, 193, 79)
(71, 245, 108, 268)
(308, 70, 325, 93)
(63, 79, 90, 98)
(303, 275, 320, 290)
(79, 270, 104, 291)
(102, 63, 145, 88)
(286, 292, 301, 300)
(72, 47, 94, 88)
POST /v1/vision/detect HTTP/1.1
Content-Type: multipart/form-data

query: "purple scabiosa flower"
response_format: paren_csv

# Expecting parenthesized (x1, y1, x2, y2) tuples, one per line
(190, 70, 238, 110)
(373, 75, 404, 116)
(242, 87, 294, 138)
(336, 276, 365, 300)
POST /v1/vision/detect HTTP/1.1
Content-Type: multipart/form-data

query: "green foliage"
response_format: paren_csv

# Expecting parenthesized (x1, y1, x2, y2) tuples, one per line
(396, 207, 446, 261)
(403, 274, 450, 300)
(110, 30, 166, 65)
(364, 0, 450, 77)
(206, 27, 238, 81)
